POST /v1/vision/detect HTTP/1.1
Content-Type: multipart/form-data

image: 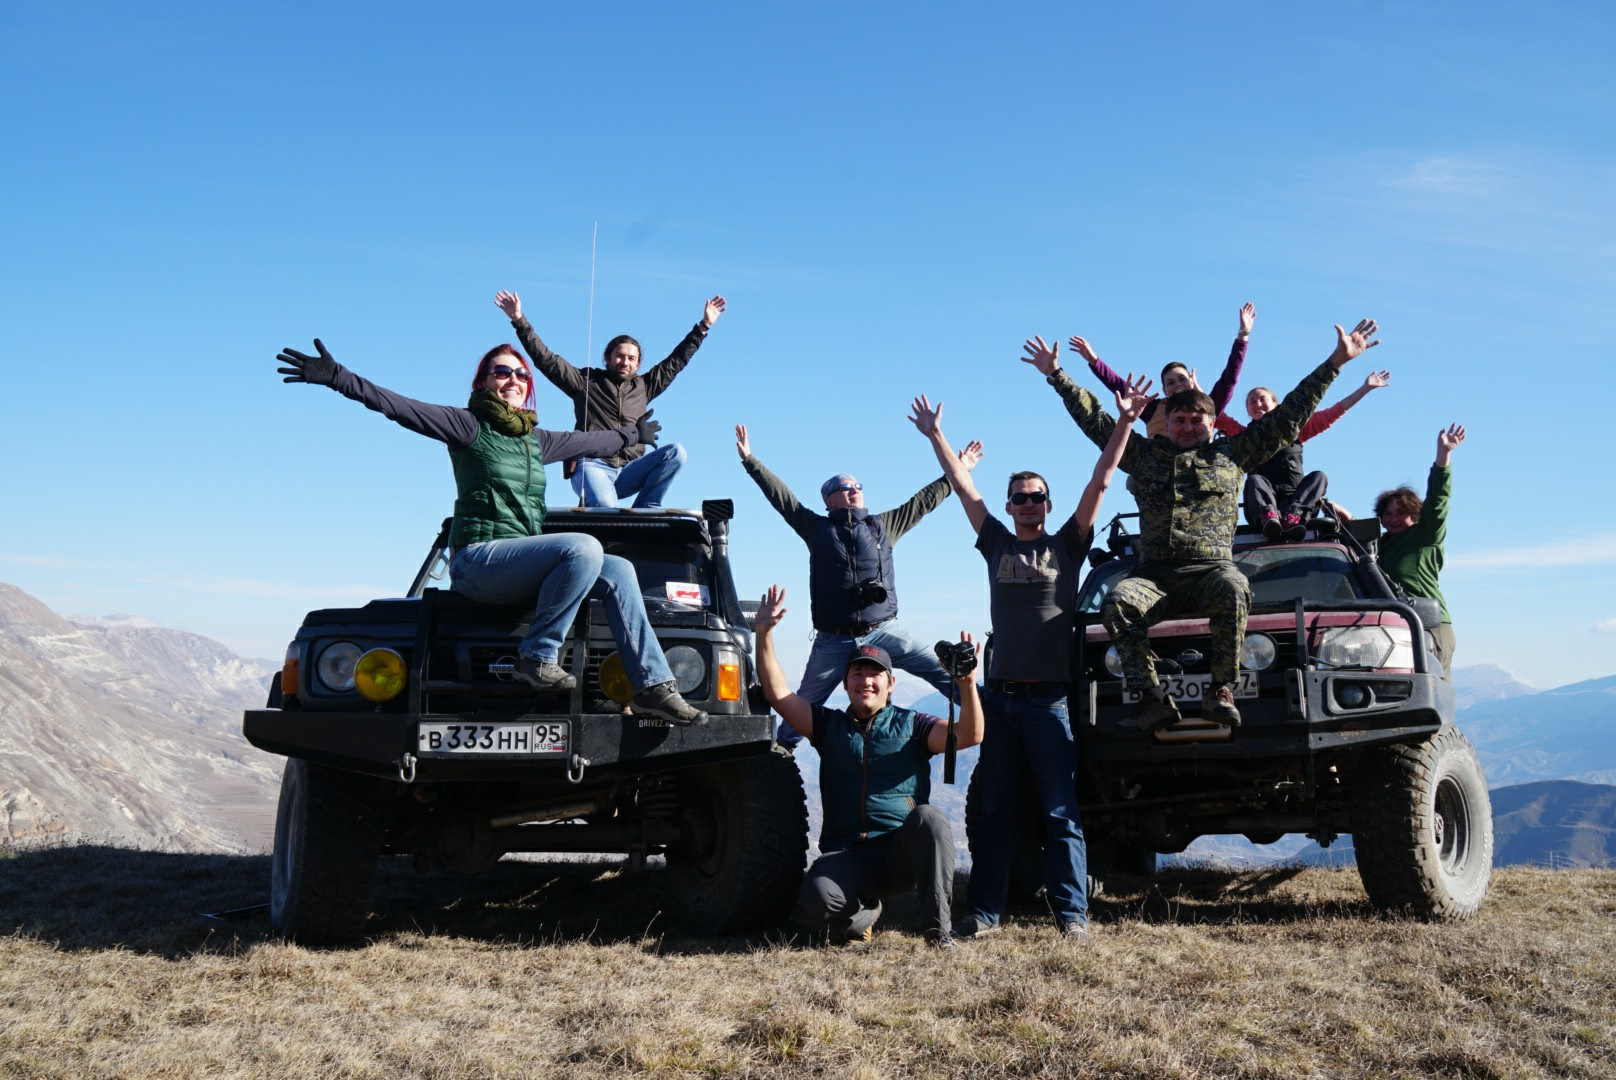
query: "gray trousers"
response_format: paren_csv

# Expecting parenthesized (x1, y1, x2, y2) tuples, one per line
(798, 804, 954, 936)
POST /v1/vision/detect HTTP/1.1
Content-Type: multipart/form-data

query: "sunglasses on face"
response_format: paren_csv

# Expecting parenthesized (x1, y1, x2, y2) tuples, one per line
(489, 365, 531, 382)
(1009, 491, 1048, 505)
(832, 483, 863, 494)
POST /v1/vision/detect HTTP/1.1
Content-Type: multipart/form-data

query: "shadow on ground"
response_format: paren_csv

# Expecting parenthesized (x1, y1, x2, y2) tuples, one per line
(0, 844, 1371, 958)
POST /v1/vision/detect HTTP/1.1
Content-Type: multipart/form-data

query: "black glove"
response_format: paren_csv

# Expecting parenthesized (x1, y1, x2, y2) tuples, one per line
(277, 339, 338, 386)
(635, 408, 662, 448)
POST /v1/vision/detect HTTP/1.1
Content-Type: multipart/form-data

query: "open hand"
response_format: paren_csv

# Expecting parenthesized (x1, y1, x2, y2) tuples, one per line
(1438, 423, 1466, 453)
(1067, 335, 1100, 364)
(494, 290, 522, 320)
(703, 296, 726, 329)
(1022, 336, 1060, 375)
(1363, 369, 1391, 391)
(755, 585, 788, 634)
(908, 394, 943, 438)
(1239, 302, 1256, 336)
(1114, 373, 1157, 424)
(958, 439, 984, 472)
(1333, 318, 1381, 365)
(734, 423, 751, 460)
(276, 339, 338, 386)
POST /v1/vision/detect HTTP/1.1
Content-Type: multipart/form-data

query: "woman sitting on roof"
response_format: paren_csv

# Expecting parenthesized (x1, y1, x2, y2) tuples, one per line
(274, 336, 708, 725)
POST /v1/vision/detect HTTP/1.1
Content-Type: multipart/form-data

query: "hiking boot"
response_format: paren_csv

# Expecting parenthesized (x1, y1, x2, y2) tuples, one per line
(1056, 918, 1093, 942)
(1119, 686, 1180, 731)
(830, 899, 882, 948)
(925, 929, 957, 950)
(1261, 511, 1283, 541)
(1204, 684, 1242, 727)
(631, 680, 709, 726)
(513, 655, 575, 691)
(1282, 512, 1307, 541)
(951, 915, 1002, 941)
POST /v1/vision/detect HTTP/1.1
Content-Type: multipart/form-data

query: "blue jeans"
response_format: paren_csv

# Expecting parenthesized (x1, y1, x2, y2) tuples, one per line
(776, 619, 957, 749)
(965, 687, 1088, 926)
(571, 444, 687, 509)
(449, 532, 673, 689)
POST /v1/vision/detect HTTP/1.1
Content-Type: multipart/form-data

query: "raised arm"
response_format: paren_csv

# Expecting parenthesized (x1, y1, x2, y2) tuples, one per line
(1073, 374, 1155, 536)
(736, 424, 818, 541)
(276, 339, 480, 446)
(1301, 369, 1391, 441)
(641, 296, 725, 398)
(1229, 319, 1379, 470)
(1066, 332, 1129, 395)
(1206, 303, 1254, 414)
(909, 394, 988, 534)
(924, 633, 985, 754)
(753, 585, 813, 738)
(497, 290, 587, 396)
(1434, 421, 1465, 468)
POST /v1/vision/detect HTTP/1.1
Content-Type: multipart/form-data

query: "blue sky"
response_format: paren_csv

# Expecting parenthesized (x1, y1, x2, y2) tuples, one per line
(3, 1, 1613, 690)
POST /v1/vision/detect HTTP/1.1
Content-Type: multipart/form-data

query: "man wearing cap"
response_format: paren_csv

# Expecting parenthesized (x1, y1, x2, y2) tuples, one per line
(753, 584, 983, 948)
(734, 424, 979, 748)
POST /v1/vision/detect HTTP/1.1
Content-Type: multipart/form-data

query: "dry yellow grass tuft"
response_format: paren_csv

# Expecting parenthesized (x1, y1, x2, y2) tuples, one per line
(2, 844, 1612, 1078)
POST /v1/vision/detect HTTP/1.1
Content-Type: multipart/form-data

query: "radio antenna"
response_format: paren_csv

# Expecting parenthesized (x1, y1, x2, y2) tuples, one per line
(577, 222, 599, 509)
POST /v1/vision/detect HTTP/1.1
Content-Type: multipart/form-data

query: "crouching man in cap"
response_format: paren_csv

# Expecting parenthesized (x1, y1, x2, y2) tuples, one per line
(753, 584, 983, 949)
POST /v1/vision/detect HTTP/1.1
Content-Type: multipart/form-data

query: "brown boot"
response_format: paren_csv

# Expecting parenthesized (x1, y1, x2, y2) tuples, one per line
(1204, 684, 1242, 727)
(1120, 686, 1180, 731)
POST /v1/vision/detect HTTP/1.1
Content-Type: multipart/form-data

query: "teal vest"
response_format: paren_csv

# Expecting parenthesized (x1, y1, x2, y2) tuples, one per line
(818, 704, 931, 852)
(448, 422, 546, 547)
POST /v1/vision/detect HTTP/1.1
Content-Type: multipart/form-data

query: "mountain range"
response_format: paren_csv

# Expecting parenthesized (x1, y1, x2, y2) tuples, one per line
(2, 580, 1611, 869)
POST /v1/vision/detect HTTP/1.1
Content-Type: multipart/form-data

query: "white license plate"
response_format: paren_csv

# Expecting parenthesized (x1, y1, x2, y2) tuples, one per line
(416, 721, 569, 756)
(1122, 671, 1259, 704)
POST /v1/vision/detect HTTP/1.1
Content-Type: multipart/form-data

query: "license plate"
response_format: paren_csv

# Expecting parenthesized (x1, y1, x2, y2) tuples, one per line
(416, 721, 569, 756)
(1122, 671, 1259, 704)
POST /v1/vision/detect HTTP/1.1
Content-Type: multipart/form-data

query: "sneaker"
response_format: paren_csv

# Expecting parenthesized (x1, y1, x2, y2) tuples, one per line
(1119, 687, 1180, 732)
(1261, 511, 1283, 541)
(951, 915, 1003, 940)
(1282, 512, 1307, 542)
(1056, 918, 1093, 941)
(513, 655, 575, 691)
(631, 680, 709, 727)
(1204, 684, 1242, 727)
(925, 929, 957, 950)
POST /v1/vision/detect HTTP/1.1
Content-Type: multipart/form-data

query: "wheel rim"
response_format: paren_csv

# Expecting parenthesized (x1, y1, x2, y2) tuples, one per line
(1433, 774, 1471, 876)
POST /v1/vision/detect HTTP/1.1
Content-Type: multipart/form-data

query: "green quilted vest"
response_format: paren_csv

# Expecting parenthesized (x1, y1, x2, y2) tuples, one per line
(448, 422, 546, 547)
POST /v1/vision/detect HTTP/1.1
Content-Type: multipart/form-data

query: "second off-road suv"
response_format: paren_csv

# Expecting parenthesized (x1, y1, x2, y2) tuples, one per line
(971, 514, 1492, 920)
(244, 500, 808, 944)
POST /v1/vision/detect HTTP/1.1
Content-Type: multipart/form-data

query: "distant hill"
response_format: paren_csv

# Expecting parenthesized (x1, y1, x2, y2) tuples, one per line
(1459, 673, 1616, 787)
(1491, 780, 1616, 868)
(0, 582, 282, 851)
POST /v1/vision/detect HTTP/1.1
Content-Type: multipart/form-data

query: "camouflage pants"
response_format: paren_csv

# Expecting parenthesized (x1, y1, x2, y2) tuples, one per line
(1101, 559, 1250, 691)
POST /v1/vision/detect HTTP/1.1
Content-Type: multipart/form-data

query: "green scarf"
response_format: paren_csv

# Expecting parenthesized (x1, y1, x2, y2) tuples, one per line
(468, 390, 536, 436)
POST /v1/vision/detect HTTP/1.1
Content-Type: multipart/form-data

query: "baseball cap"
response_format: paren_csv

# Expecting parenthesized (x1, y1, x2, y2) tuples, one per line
(845, 644, 894, 676)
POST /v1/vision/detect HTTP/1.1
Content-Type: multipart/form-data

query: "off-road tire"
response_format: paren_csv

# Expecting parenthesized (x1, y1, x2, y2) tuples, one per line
(666, 747, 808, 933)
(1351, 726, 1493, 920)
(964, 765, 1047, 905)
(269, 758, 393, 944)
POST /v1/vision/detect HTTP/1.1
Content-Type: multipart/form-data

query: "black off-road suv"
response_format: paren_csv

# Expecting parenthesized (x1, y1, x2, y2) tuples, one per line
(973, 513, 1491, 920)
(244, 500, 807, 944)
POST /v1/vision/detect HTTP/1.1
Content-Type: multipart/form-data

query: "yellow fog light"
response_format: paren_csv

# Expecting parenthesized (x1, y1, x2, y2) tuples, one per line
(598, 653, 633, 704)
(354, 648, 407, 702)
(717, 662, 741, 702)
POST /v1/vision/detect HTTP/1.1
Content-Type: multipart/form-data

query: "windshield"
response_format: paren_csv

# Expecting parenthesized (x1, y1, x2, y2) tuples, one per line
(609, 542, 714, 617)
(1078, 545, 1364, 613)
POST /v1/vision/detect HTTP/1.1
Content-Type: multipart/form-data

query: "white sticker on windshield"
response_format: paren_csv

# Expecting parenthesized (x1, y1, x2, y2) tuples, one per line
(665, 582, 708, 607)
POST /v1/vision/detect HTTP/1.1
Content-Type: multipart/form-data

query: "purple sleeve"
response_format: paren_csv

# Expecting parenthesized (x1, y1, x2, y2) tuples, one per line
(911, 712, 941, 753)
(1086, 355, 1128, 395)
(1208, 335, 1248, 415)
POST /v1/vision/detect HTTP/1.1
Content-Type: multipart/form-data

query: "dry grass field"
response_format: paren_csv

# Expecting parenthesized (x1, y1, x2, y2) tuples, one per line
(2, 844, 1612, 1078)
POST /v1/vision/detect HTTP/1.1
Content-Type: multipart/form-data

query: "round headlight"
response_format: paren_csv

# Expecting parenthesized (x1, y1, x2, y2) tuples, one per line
(1240, 633, 1277, 671)
(664, 645, 706, 694)
(354, 648, 407, 702)
(1103, 645, 1124, 678)
(598, 653, 634, 704)
(315, 641, 362, 691)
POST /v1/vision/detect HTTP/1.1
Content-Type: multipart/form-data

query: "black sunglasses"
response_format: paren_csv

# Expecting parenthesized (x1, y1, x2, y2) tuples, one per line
(1009, 491, 1048, 505)
(489, 364, 531, 382)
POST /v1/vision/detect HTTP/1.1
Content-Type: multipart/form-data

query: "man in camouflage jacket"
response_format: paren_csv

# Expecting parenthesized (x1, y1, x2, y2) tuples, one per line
(1022, 319, 1381, 728)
